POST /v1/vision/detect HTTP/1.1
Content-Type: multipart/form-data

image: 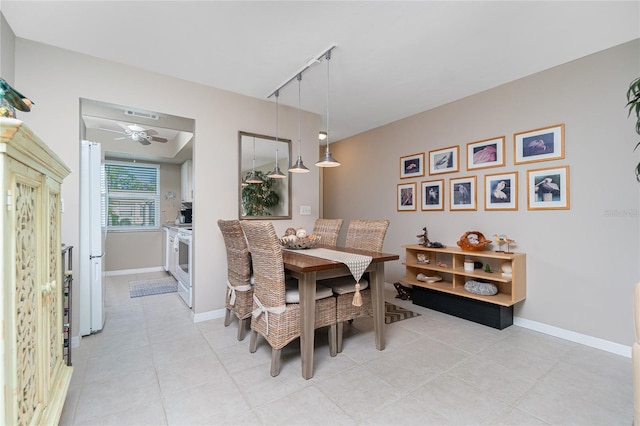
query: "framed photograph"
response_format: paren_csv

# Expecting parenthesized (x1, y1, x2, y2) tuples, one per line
(397, 182, 417, 211)
(527, 165, 570, 210)
(421, 179, 444, 211)
(514, 124, 565, 164)
(467, 136, 505, 170)
(485, 172, 518, 211)
(400, 152, 425, 179)
(429, 146, 459, 175)
(450, 176, 477, 211)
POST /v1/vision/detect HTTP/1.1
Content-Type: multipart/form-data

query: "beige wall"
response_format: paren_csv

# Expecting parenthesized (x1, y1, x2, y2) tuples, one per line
(10, 37, 321, 339)
(104, 162, 181, 270)
(324, 39, 640, 347)
(0, 13, 15, 83)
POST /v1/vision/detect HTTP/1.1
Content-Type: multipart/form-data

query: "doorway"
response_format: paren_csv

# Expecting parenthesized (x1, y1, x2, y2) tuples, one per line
(78, 98, 195, 334)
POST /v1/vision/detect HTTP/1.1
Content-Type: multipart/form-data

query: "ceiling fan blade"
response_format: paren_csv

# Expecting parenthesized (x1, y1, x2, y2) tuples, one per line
(144, 128, 158, 136)
(150, 136, 168, 143)
(128, 124, 146, 132)
(113, 136, 127, 140)
(98, 127, 127, 135)
(139, 139, 152, 145)
(116, 122, 131, 131)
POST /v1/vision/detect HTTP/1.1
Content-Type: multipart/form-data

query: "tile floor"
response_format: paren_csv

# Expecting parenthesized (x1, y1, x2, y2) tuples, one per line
(60, 271, 633, 425)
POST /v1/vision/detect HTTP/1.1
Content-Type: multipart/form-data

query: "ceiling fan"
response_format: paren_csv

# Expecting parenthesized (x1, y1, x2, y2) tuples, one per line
(100, 122, 169, 145)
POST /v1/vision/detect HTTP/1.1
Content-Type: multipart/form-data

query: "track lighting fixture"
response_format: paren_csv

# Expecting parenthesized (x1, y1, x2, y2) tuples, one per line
(289, 74, 310, 173)
(315, 49, 340, 167)
(266, 91, 287, 179)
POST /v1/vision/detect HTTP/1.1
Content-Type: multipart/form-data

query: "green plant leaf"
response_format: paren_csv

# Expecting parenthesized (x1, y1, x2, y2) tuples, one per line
(627, 77, 640, 182)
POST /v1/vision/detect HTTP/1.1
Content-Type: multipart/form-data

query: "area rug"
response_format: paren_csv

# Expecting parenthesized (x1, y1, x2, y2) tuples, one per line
(129, 276, 178, 298)
(385, 302, 420, 324)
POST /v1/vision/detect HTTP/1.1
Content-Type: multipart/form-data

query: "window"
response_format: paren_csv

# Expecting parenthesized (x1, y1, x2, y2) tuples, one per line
(105, 162, 160, 231)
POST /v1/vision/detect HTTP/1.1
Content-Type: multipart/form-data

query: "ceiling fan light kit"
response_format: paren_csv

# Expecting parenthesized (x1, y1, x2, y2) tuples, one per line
(99, 122, 169, 145)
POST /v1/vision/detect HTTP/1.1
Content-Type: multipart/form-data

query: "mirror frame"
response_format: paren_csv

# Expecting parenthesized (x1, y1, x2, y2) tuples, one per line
(238, 131, 292, 220)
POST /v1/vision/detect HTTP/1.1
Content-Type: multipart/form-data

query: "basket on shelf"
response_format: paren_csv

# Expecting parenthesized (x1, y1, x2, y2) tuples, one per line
(457, 231, 491, 252)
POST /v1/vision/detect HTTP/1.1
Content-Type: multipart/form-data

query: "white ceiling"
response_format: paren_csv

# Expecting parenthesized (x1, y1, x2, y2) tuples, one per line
(2, 1, 639, 142)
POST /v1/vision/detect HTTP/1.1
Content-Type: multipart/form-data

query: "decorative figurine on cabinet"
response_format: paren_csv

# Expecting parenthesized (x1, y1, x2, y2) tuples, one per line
(417, 227, 445, 248)
(0, 78, 35, 118)
(493, 234, 516, 253)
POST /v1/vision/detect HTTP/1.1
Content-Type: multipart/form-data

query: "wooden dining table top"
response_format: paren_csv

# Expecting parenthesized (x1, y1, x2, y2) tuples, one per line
(282, 244, 399, 273)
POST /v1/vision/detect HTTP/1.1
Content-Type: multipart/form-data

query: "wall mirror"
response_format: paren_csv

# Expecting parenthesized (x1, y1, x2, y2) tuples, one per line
(238, 131, 292, 219)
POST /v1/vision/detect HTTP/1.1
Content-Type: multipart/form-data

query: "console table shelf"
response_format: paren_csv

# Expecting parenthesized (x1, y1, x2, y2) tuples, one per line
(400, 244, 526, 329)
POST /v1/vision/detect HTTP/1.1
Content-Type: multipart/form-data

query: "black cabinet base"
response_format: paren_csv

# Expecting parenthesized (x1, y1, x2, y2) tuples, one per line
(412, 287, 513, 330)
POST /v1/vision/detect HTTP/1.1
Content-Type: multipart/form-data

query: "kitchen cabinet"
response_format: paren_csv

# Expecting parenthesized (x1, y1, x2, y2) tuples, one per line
(1, 118, 73, 425)
(181, 159, 193, 202)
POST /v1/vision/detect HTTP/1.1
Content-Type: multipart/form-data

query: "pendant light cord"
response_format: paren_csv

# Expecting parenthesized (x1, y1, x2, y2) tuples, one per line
(252, 137, 256, 171)
(275, 90, 280, 164)
(297, 74, 302, 157)
(325, 50, 331, 151)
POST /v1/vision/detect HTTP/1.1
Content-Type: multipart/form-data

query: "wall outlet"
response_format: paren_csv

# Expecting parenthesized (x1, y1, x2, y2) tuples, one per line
(300, 205, 312, 215)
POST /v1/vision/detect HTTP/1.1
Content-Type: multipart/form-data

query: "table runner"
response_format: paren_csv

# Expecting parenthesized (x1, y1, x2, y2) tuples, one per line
(290, 247, 372, 306)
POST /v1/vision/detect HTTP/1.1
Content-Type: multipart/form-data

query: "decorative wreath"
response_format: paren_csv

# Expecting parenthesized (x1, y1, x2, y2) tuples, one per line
(457, 231, 491, 252)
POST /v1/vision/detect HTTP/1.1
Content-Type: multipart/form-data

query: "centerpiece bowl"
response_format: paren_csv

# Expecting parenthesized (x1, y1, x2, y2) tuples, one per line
(280, 234, 321, 250)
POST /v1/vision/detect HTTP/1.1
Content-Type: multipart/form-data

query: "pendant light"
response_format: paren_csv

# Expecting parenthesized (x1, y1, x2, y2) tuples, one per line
(288, 73, 310, 173)
(267, 90, 287, 179)
(245, 137, 262, 184)
(316, 49, 340, 167)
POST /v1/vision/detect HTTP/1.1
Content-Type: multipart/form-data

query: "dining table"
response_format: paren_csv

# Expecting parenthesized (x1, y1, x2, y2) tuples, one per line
(282, 244, 399, 380)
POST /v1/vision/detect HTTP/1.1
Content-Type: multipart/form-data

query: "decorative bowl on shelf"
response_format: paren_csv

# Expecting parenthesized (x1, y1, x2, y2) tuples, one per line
(457, 231, 491, 252)
(280, 234, 321, 250)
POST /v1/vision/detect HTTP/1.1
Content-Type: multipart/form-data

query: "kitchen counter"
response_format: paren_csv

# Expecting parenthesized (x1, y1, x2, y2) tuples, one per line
(163, 223, 193, 229)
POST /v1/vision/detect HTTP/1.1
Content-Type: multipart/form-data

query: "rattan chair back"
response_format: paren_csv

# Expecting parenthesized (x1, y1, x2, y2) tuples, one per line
(218, 219, 251, 288)
(240, 221, 287, 307)
(345, 219, 390, 252)
(218, 219, 254, 340)
(312, 218, 343, 247)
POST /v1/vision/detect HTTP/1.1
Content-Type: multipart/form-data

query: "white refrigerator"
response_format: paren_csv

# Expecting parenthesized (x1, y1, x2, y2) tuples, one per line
(79, 140, 106, 335)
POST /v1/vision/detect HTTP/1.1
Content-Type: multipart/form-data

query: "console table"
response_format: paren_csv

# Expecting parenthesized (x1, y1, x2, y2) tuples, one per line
(400, 245, 526, 329)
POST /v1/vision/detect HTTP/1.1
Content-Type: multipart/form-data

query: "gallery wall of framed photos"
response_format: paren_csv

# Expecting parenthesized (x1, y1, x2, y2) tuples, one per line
(397, 123, 568, 212)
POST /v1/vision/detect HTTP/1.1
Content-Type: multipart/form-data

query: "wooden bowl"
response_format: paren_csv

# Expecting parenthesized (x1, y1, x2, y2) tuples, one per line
(457, 231, 491, 252)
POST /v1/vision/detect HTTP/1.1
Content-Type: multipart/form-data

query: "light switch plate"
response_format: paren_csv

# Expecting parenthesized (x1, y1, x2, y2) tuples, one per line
(300, 205, 312, 215)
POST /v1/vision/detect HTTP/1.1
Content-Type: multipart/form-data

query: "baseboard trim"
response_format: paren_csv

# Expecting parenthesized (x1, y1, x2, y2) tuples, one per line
(514, 317, 631, 358)
(385, 282, 631, 358)
(193, 308, 226, 323)
(106, 266, 165, 277)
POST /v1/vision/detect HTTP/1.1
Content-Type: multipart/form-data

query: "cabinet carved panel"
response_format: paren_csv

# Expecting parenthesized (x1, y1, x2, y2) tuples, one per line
(15, 180, 40, 425)
(2, 118, 72, 426)
(49, 190, 61, 376)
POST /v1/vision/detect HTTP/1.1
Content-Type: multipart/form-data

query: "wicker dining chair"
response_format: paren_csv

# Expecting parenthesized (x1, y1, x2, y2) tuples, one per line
(240, 220, 337, 377)
(312, 218, 343, 247)
(322, 219, 390, 353)
(218, 219, 254, 341)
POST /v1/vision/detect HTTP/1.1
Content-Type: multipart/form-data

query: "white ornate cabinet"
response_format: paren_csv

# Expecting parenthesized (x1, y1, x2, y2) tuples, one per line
(1, 118, 72, 425)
